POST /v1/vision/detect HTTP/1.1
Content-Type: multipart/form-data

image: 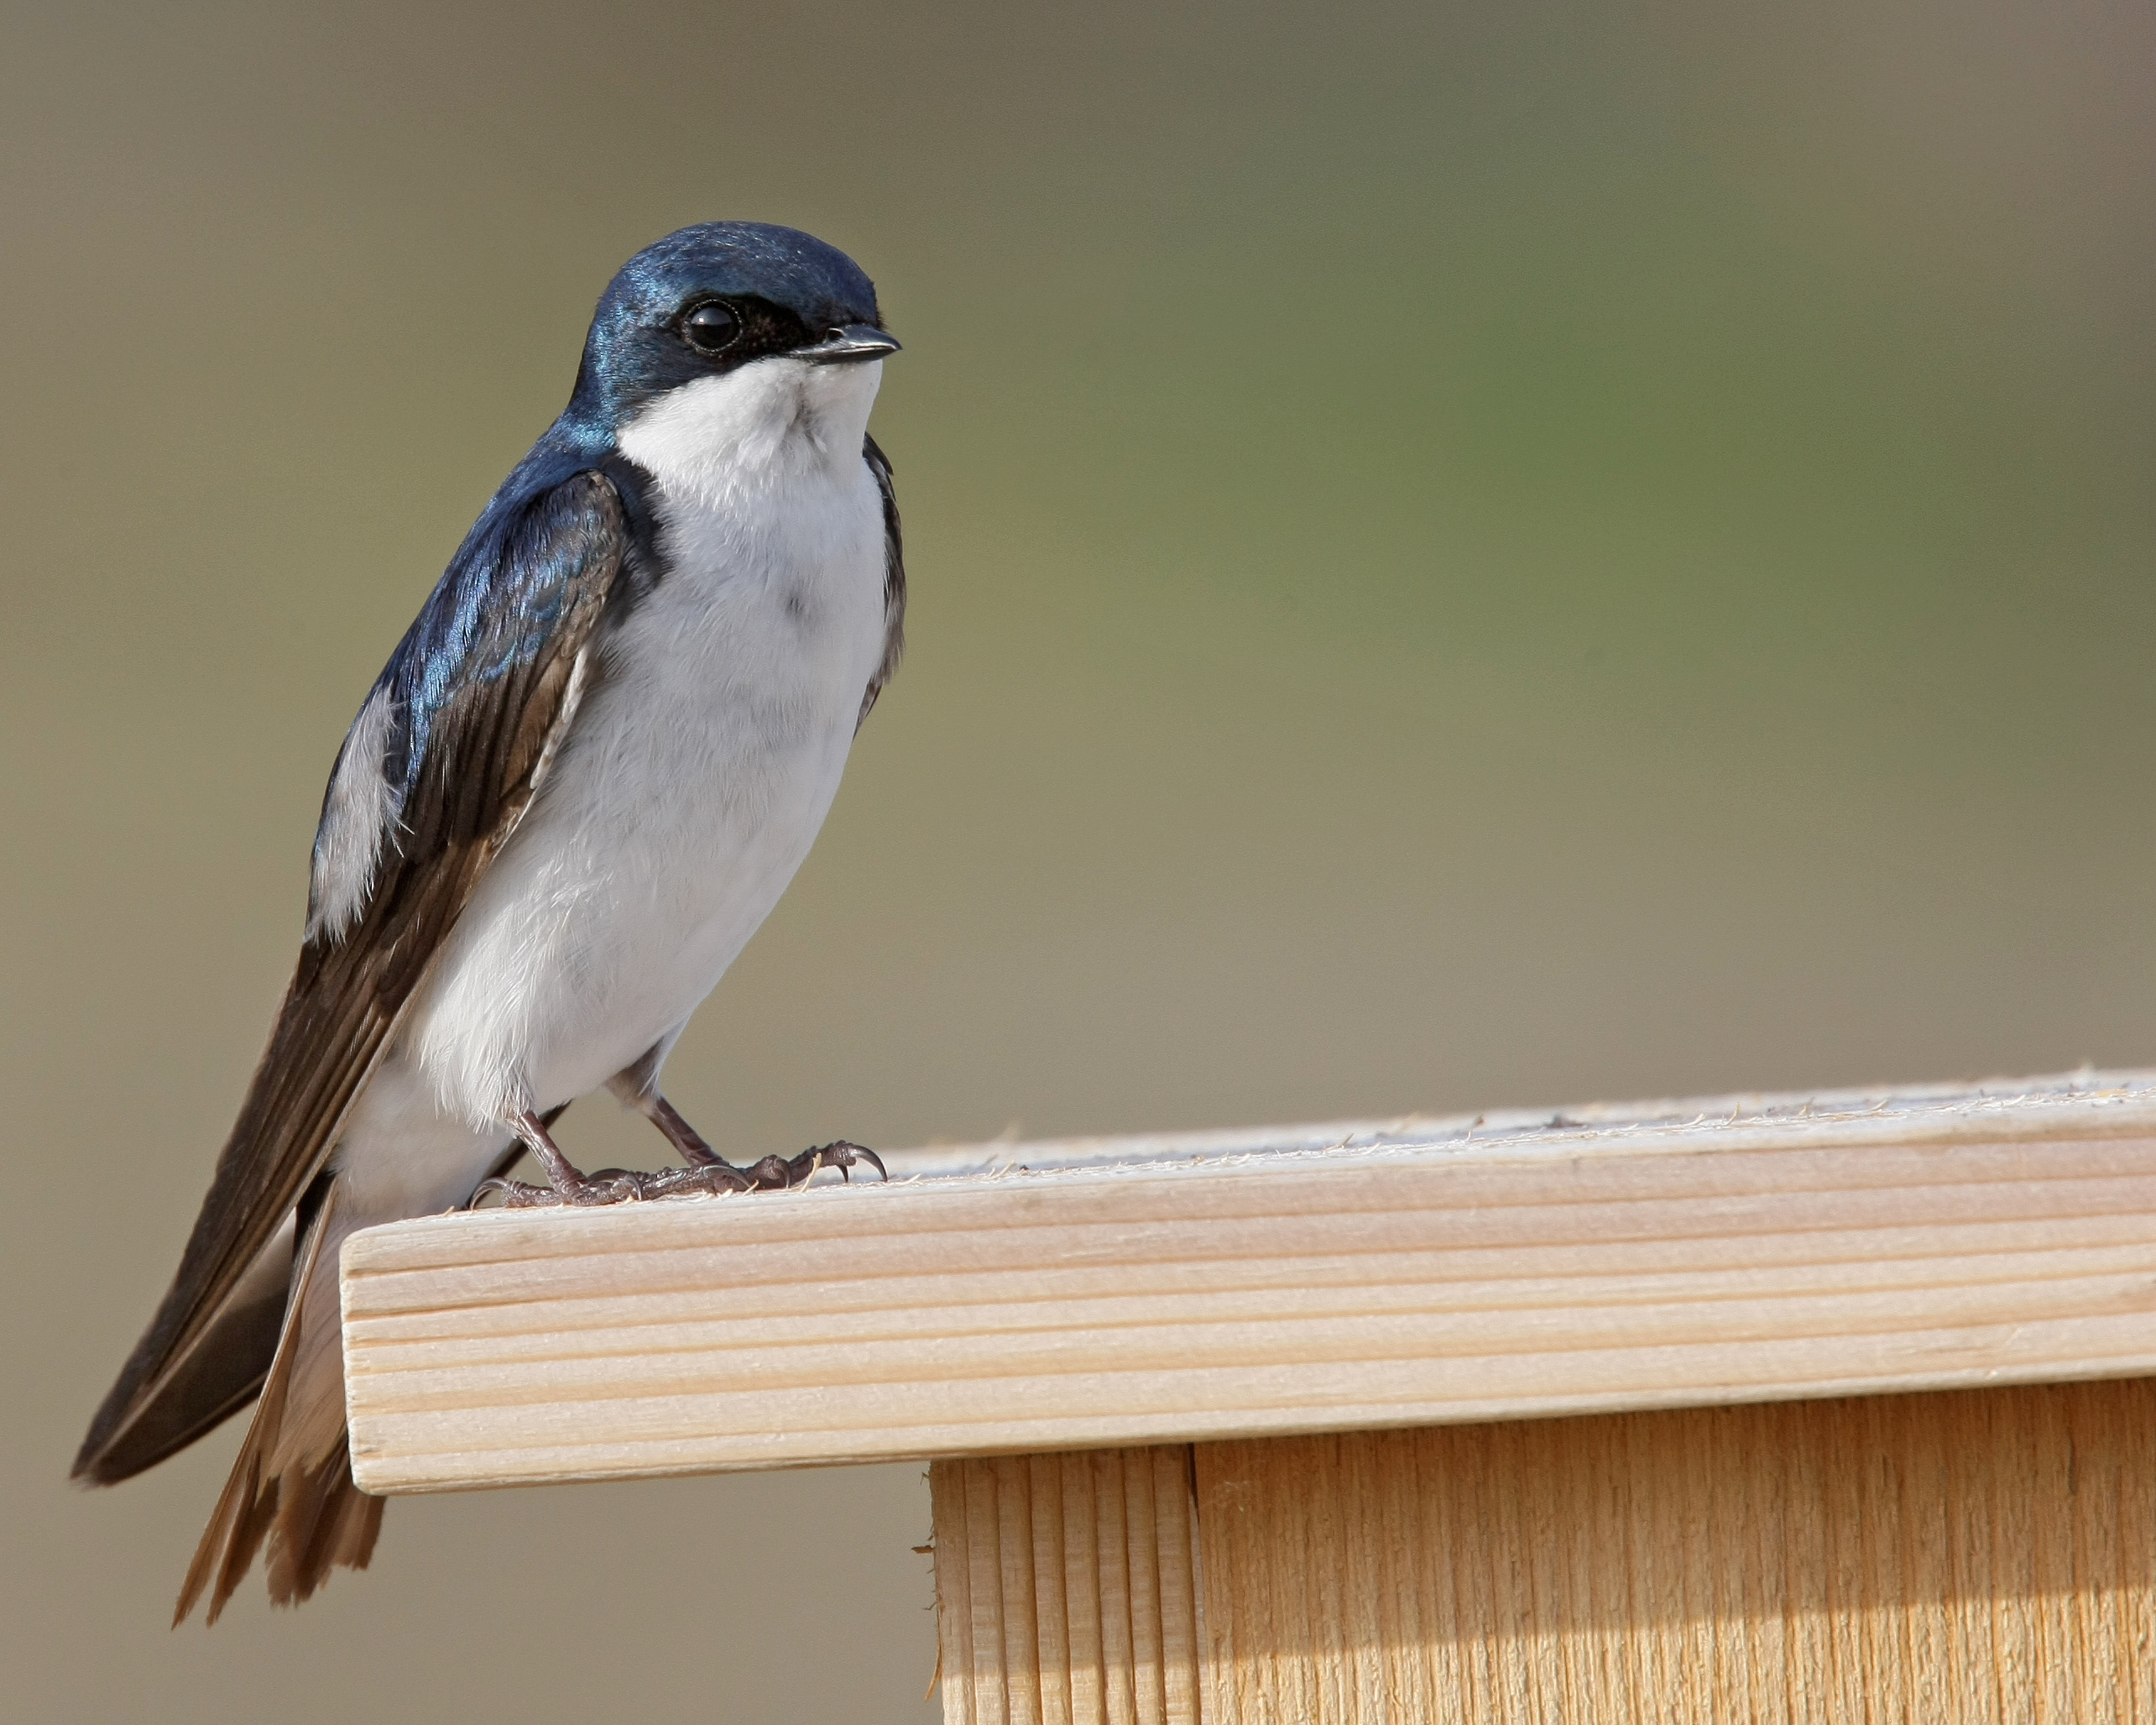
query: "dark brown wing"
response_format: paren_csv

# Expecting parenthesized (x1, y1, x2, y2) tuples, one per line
(857, 432, 905, 728)
(75, 469, 629, 1484)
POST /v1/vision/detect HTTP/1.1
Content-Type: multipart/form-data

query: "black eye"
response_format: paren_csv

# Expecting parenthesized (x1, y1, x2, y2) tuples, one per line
(681, 302, 739, 354)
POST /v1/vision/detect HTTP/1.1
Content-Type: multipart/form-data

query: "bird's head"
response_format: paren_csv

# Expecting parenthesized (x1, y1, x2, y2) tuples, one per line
(562, 222, 896, 467)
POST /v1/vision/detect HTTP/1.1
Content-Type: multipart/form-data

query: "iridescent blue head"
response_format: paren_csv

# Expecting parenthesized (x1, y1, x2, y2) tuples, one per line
(561, 222, 896, 442)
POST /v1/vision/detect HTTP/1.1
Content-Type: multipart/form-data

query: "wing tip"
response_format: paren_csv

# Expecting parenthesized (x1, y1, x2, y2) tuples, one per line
(74, 1354, 156, 1487)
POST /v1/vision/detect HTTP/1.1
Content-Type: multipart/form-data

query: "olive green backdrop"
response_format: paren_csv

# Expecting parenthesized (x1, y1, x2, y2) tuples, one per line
(2, 2, 2149, 1719)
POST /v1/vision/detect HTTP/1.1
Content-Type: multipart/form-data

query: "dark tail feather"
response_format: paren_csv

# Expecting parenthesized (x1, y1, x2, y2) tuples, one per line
(174, 1186, 384, 1626)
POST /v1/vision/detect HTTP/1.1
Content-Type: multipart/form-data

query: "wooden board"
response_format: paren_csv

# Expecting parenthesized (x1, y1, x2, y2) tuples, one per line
(933, 1382, 2156, 1723)
(933, 1448, 1203, 1725)
(341, 1071, 2156, 1494)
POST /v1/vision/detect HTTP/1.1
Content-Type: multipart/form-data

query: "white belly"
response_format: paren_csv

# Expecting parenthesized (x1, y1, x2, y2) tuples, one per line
(387, 355, 890, 1131)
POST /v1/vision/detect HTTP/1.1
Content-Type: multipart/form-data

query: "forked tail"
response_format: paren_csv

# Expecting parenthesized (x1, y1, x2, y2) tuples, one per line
(174, 1185, 384, 1625)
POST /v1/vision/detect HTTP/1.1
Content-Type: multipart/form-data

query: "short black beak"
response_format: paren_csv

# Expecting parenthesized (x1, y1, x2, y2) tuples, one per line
(799, 323, 901, 365)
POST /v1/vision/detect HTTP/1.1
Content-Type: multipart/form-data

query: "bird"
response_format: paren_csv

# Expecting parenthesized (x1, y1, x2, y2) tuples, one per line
(70, 221, 906, 1624)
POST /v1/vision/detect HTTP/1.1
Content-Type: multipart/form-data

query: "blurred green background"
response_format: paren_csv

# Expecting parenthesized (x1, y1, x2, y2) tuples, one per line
(2, 0, 2150, 1718)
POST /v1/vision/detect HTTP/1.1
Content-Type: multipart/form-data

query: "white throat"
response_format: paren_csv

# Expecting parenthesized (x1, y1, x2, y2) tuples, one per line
(616, 356, 883, 497)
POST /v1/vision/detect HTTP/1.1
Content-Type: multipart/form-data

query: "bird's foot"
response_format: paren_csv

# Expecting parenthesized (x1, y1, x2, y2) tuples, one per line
(467, 1107, 749, 1209)
(635, 1093, 885, 1189)
(471, 1163, 745, 1208)
(469, 1139, 886, 1209)
(724, 1140, 889, 1190)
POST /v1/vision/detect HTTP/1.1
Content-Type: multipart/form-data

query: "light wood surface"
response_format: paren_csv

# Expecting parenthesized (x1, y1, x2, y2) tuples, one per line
(931, 1383, 2156, 1724)
(932, 1449, 1202, 1725)
(342, 1070, 2156, 1493)
(1200, 1384, 2156, 1723)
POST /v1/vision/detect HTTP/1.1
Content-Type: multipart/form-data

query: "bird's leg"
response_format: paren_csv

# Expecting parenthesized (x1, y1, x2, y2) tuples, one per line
(599, 1052, 731, 1173)
(641, 1094, 728, 1168)
(472, 1087, 890, 1209)
(604, 1055, 889, 1191)
(638, 1091, 888, 1190)
(513, 1109, 607, 1197)
(471, 1108, 661, 1208)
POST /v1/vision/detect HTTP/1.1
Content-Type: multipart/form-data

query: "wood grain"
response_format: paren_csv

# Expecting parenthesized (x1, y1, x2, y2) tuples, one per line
(932, 1449, 1202, 1725)
(342, 1072, 2156, 1493)
(1189, 1381, 2156, 1722)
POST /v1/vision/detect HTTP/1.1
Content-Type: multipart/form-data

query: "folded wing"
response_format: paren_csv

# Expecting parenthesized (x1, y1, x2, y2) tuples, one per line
(75, 467, 632, 1485)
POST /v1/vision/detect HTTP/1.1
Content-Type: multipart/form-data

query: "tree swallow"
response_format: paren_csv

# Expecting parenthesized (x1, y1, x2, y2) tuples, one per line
(71, 222, 905, 1624)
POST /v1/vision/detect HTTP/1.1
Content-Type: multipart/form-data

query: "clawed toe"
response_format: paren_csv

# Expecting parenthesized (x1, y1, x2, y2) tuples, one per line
(793, 1140, 887, 1184)
(468, 1135, 886, 1209)
(728, 1140, 888, 1189)
(469, 1166, 742, 1208)
(470, 1176, 566, 1209)
(650, 1163, 756, 1196)
(639, 1091, 886, 1189)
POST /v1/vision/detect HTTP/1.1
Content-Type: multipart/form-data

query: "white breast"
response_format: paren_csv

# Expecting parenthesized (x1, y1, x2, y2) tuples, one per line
(396, 356, 890, 1127)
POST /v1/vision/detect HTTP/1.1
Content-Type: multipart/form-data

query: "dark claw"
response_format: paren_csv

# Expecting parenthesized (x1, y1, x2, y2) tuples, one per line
(702, 1142, 888, 1191)
(796, 1141, 887, 1184)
